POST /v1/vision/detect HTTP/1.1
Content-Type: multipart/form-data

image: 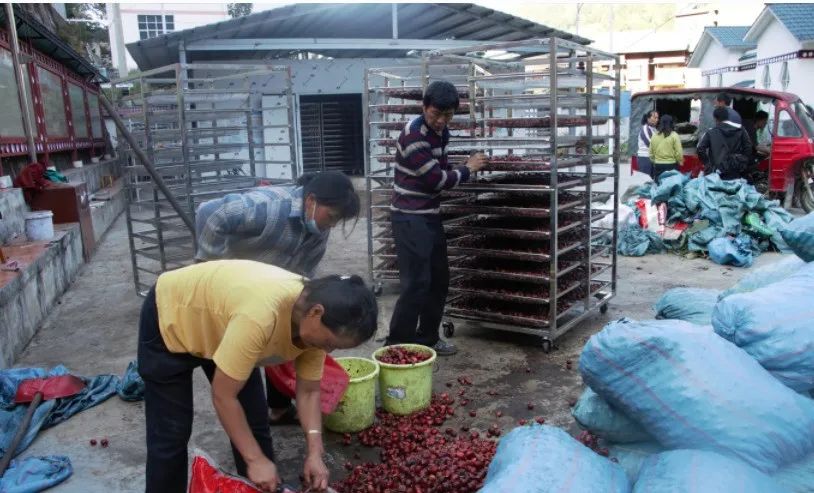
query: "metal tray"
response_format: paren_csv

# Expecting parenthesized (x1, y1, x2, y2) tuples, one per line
(459, 172, 611, 192)
(444, 213, 587, 240)
(448, 277, 585, 305)
(449, 258, 583, 283)
(446, 234, 586, 261)
(441, 192, 584, 218)
(485, 116, 610, 129)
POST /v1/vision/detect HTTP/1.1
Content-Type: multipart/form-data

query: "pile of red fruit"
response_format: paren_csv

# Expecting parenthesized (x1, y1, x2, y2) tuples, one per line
(376, 346, 433, 365)
(577, 430, 609, 457)
(334, 393, 498, 492)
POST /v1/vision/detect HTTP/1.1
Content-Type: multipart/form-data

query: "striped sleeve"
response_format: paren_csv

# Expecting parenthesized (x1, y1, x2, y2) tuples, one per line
(195, 189, 286, 260)
(395, 133, 470, 193)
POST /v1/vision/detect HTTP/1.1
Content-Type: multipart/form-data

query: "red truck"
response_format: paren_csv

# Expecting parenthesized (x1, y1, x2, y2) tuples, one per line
(629, 88, 814, 212)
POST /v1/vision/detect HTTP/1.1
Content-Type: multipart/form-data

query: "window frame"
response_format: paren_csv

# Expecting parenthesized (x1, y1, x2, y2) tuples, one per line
(137, 14, 175, 40)
(777, 109, 802, 138)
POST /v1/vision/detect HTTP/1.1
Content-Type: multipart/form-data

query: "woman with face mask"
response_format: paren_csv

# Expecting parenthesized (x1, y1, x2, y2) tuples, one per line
(195, 171, 359, 276)
(194, 170, 360, 425)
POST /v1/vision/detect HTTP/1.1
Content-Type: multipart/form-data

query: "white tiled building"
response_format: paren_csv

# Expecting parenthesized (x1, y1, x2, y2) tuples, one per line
(108, 3, 230, 75)
(687, 4, 814, 104)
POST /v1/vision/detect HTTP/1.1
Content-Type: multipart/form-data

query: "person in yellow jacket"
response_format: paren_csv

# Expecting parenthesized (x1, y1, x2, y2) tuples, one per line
(137, 260, 378, 492)
(648, 114, 684, 182)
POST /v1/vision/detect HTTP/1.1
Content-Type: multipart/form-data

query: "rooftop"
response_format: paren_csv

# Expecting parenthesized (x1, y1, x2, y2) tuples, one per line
(705, 26, 755, 48)
(767, 3, 814, 41)
(745, 3, 814, 43)
(126, 3, 590, 71)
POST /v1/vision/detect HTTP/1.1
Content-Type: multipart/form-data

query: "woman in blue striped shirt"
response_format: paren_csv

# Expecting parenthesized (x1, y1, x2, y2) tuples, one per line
(194, 170, 359, 425)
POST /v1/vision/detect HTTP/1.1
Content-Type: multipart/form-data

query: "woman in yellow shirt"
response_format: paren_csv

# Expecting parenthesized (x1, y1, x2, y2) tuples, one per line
(137, 260, 378, 493)
(648, 114, 684, 182)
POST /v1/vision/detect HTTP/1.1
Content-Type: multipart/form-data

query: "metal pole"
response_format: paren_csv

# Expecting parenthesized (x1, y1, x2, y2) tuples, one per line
(548, 36, 559, 340)
(5, 4, 37, 163)
(97, 93, 196, 233)
(391, 4, 398, 40)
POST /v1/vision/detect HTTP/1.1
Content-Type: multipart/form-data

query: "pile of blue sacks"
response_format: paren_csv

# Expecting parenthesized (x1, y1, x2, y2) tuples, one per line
(567, 243, 814, 492)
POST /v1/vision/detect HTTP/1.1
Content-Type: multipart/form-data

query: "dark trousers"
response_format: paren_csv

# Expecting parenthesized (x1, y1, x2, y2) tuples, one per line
(637, 156, 654, 179)
(266, 376, 292, 409)
(387, 213, 449, 346)
(137, 287, 275, 493)
(653, 162, 680, 183)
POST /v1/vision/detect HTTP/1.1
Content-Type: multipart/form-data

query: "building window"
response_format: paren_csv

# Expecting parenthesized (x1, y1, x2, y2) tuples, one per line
(781, 61, 790, 90)
(138, 15, 174, 40)
(762, 65, 771, 89)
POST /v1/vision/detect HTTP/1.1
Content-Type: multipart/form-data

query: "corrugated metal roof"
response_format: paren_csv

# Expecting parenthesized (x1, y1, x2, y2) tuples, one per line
(126, 3, 590, 71)
(0, 5, 106, 82)
(706, 26, 755, 48)
(767, 3, 814, 41)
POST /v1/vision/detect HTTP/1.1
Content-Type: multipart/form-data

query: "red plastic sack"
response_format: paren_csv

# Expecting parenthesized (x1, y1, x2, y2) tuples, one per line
(188, 455, 261, 493)
(264, 355, 350, 415)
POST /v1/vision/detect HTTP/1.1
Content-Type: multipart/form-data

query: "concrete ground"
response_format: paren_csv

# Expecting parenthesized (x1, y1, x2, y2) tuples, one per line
(12, 171, 792, 492)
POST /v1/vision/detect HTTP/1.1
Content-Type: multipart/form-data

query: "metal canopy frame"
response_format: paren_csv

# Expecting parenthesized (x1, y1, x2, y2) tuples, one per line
(364, 37, 620, 350)
(185, 38, 482, 52)
(112, 62, 297, 294)
(126, 3, 592, 70)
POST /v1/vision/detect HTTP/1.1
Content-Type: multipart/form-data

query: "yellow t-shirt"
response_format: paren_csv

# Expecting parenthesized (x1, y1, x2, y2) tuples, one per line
(155, 260, 325, 382)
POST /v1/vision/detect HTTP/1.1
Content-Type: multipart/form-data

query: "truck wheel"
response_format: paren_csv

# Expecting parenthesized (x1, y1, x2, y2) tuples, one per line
(795, 160, 814, 213)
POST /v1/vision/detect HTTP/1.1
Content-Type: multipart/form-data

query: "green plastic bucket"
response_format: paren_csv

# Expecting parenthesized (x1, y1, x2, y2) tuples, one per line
(324, 357, 379, 433)
(372, 344, 437, 415)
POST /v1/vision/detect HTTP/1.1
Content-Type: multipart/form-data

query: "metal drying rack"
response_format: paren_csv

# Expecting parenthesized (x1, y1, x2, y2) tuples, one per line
(364, 38, 620, 351)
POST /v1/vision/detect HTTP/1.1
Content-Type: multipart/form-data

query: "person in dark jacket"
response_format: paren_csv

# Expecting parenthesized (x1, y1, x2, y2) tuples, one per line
(697, 107, 753, 180)
(715, 92, 743, 127)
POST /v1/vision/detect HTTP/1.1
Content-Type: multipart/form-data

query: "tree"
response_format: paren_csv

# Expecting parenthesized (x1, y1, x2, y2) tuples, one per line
(59, 3, 111, 69)
(227, 3, 253, 19)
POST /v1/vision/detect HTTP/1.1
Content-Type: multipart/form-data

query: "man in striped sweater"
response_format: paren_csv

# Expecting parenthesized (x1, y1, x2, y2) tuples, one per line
(386, 81, 488, 355)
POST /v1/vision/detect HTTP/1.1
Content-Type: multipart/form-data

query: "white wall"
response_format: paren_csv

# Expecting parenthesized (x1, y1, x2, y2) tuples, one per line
(696, 40, 749, 87)
(111, 3, 229, 74)
(753, 17, 814, 103)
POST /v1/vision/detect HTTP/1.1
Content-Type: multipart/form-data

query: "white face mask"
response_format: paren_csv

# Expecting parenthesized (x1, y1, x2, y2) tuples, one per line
(305, 201, 321, 234)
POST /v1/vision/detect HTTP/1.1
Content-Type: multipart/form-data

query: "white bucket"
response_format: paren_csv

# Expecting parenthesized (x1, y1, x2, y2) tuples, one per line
(25, 211, 54, 241)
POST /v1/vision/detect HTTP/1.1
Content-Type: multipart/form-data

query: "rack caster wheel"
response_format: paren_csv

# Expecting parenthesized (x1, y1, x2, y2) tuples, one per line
(541, 338, 553, 354)
(373, 283, 383, 297)
(442, 321, 455, 338)
(600, 303, 609, 315)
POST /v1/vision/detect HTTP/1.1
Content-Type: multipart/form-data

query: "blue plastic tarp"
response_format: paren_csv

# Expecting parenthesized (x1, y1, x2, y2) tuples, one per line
(571, 388, 652, 443)
(773, 453, 814, 493)
(618, 225, 666, 257)
(633, 173, 794, 258)
(712, 261, 814, 392)
(479, 425, 631, 493)
(579, 318, 814, 473)
(633, 450, 787, 493)
(653, 288, 721, 325)
(781, 212, 814, 262)
(708, 234, 754, 267)
(0, 366, 120, 460)
(719, 255, 806, 299)
(607, 441, 665, 484)
(117, 361, 144, 402)
(0, 455, 72, 493)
